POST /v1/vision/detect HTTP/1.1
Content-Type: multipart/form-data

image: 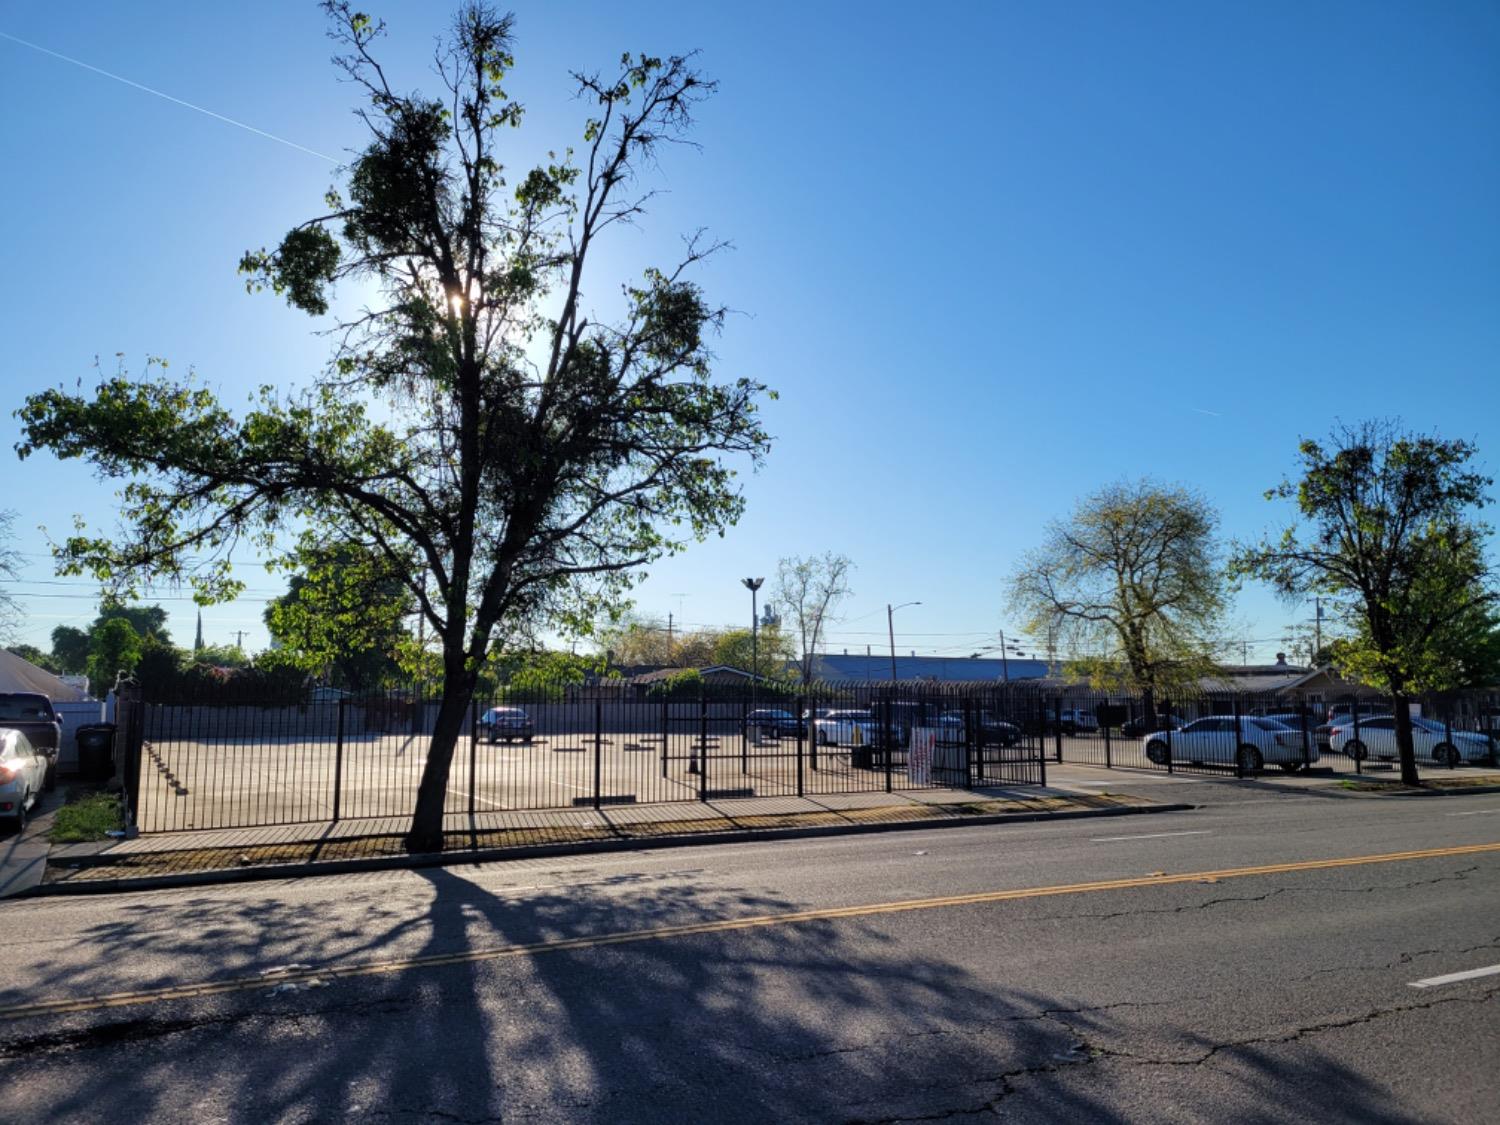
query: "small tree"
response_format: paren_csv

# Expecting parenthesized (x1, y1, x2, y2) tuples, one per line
(1231, 422, 1495, 785)
(711, 624, 795, 678)
(1009, 479, 1226, 716)
(774, 552, 853, 685)
(16, 4, 768, 852)
(50, 625, 91, 675)
(265, 543, 413, 689)
(88, 617, 142, 692)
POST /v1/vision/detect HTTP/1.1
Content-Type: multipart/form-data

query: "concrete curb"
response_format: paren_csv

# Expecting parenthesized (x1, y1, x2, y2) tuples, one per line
(17, 801, 1197, 898)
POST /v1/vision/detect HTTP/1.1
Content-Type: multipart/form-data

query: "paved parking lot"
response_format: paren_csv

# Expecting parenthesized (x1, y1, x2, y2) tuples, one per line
(136, 729, 1042, 833)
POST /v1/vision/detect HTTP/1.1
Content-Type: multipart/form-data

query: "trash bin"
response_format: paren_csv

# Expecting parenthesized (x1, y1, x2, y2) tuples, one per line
(76, 723, 117, 782)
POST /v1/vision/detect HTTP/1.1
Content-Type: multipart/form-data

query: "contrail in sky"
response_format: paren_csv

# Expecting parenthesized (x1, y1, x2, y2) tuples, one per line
(0, 29, 337, 163)
(1190, 407, 1223, 418)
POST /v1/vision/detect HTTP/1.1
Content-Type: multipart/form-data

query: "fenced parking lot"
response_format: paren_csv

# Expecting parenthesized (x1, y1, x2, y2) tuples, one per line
(128, 686, 1048, 832)
(119, 681, 1500, 833)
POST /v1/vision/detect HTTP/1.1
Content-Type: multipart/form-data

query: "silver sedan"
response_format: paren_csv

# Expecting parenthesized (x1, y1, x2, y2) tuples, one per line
(0, 729, 47, 831)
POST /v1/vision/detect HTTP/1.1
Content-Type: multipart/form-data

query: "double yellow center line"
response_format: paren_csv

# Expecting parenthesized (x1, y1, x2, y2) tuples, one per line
(5, 841, 1497, 1022)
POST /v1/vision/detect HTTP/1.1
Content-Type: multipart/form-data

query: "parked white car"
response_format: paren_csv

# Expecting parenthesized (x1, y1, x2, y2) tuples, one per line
(0, 728, 47, 831)
(812, 709, 877, 747)
(1143, 716, 1319, 773)
(1329, 715, 1494, 767)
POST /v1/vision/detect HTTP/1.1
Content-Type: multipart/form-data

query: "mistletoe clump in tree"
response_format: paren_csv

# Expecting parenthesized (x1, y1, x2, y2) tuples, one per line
(15, 2, 770, 852)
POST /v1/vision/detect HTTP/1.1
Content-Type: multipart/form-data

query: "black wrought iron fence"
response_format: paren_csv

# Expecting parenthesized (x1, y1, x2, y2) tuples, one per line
(131, 679, 1049, 832)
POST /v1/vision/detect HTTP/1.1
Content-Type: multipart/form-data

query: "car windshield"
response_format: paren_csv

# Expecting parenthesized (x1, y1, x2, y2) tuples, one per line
(1251, 719, 1292, 732)
(1411, 717, 1445, 733)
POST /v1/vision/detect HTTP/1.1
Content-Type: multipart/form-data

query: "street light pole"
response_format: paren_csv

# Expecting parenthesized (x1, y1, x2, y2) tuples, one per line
(742, 577, 764, 713)
(887, 601, 921, 681)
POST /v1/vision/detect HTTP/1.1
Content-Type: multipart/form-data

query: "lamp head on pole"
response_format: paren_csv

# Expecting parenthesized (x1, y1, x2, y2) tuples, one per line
(742, 577, 764, 593)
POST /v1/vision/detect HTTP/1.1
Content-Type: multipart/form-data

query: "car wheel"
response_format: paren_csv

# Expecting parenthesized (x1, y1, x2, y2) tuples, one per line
(1236, 746, 1264, 774)
(1435, 742, 1462, 767)
(1145, 740, 1169, 765)
(1344, 740, 1367, 762)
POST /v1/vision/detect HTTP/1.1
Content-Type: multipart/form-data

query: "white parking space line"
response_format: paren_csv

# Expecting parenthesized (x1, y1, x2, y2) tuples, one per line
(1446, 808, 1500, 816)
(1408, 964, 1500, 989)
(445, 787, 509, 810)
(1089, 830, 1214, 843)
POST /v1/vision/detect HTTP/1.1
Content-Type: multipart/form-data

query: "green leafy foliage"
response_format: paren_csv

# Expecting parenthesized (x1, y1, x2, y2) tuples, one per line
(1230, 422, 1496, 783)
(87, 617, 142, 692)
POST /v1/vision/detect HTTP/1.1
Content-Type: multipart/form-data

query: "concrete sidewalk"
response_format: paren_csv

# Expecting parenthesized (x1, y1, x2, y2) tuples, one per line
(32, 784, 1187, 894)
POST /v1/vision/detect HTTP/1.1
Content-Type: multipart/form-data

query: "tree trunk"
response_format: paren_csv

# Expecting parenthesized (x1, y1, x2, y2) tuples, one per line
(1391, 694, 1421, 787)
(405, 671, 476, 853)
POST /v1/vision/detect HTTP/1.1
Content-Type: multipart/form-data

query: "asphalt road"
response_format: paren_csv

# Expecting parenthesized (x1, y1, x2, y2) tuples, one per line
(1, 781, 1498, 1123)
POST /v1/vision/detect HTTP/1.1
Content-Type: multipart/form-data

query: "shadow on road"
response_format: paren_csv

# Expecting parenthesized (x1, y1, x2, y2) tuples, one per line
(1, 868, 1426, 1123)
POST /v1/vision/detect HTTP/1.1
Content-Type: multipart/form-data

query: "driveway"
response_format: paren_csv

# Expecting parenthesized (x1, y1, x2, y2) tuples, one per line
(0, 791, 60, 899)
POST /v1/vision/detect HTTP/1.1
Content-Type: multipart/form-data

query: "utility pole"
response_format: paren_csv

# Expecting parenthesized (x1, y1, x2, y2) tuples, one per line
(887, 601, 921, 681)
(667, 612, 674, 659)
(999, 629, 1010, 683)
(1314, 597, 1323, 661)
(232, 629, 247, 650)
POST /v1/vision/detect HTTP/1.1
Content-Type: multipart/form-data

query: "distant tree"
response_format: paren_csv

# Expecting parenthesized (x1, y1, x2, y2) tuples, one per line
(264, 543, 413, 689)
(647, 667, 703, 699)
(597, 615, 677, 668)
(1009, 479, 1226, 718)
(134, 635, 186, 695)
(50, 625, 91, 674)
(774, 552, 853, 685)
(16, 5, 767, 852)
(192, 643, 252, 670)
(0, 510, 19, 640)
(95, 601, 171, 645)
(6, 644, 59, 673)
(1231, 422, 1496, 785)
(88, 617, 142, 692)
(711, 624, 795, 678)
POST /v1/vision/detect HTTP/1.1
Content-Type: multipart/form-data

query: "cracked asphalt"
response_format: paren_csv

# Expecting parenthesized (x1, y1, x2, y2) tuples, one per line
(0, 779, 1497, 1123)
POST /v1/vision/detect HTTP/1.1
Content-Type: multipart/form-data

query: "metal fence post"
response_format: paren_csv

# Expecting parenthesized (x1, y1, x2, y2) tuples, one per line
(1445, 712, 1456, 769)
(963, 696, 975, 788)
(795, 694, 806, 797)
(740, 697, 749, 774)
(1102, 706, 1112, 769)
(884, 694, 894, 794)
(1353, 708, 1363, 775)
(698, 687, 709, 800)
(468, 696, 479, 818)
(332, 695, 345, 823)
(593, 696, 604, 810)
(660, 695, 669, 778)
(1165, 720, 1174, 776)
(1233, 694, 1245, 778)
(1053, 696, 1063, 763)
(1298, 698, 1311, 770)
(1036, 697, 1047, 787)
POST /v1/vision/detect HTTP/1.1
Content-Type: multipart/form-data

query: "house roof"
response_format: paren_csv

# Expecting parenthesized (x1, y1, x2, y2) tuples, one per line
(0, 648, 92, 701)
(804, 653, 1051, 684)
(626, 664, 756, 685)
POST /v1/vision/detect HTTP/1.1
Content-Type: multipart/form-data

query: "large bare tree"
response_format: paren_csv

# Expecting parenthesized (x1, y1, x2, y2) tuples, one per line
(774, 552, 853, 684)
(16, 3, 770, 851)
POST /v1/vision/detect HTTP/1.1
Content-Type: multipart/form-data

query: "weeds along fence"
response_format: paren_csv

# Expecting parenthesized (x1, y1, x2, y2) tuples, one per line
(124, 679, 1051, 833)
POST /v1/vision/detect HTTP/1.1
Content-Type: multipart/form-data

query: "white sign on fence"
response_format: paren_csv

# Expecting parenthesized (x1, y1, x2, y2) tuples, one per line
(909, 728, 937, 784)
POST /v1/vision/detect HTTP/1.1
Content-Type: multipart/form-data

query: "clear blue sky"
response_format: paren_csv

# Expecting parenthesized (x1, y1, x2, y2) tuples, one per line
(2, 0, 1497, 664)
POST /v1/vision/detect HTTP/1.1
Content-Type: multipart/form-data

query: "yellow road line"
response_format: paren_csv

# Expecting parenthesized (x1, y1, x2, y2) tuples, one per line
(5, 841, 1498, 1022)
